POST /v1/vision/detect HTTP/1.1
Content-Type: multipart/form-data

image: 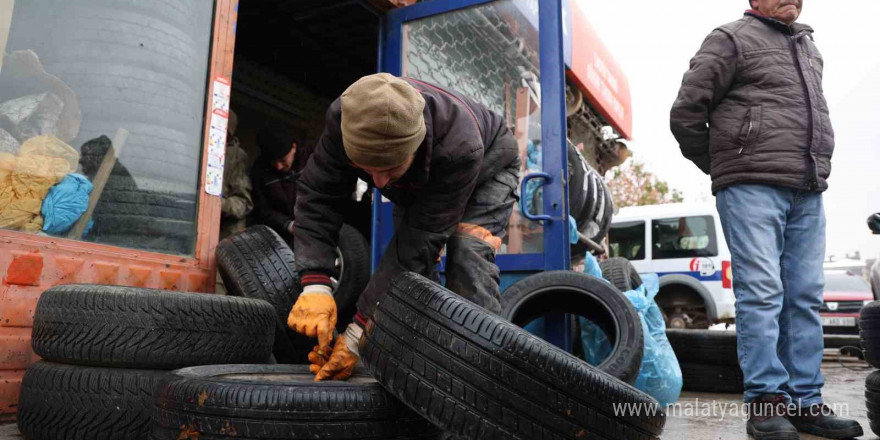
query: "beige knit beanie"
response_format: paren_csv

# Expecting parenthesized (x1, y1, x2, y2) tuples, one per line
(341, 73, 426, 168)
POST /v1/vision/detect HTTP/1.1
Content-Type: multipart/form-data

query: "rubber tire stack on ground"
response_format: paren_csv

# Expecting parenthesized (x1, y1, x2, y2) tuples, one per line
(18, 285, 276, 440)
(216, 224, 370, 364)
(866, 370, 880, 436)
(362, 272, 665, 440)
(150, 364, 440, 439)
(665, 329, 743, 393)
(860, 301, 880, 368)
(500, 270, 644, 384)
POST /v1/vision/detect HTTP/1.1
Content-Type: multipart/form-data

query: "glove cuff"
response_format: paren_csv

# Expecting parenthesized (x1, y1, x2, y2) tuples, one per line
(302, 284, 333, 297)
(343, 322, 363, 357)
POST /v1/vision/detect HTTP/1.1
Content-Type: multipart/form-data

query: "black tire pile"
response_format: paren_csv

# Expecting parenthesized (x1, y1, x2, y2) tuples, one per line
(18, 226, 666, 439)
(18, 285, 277, 440)
(665, 330, 743, 394)
(568, 145, 614, 262)
(860, 301, 880, 436)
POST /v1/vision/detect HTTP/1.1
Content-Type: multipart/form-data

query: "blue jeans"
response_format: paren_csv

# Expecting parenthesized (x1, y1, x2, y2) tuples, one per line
(716, 184, 825, 407)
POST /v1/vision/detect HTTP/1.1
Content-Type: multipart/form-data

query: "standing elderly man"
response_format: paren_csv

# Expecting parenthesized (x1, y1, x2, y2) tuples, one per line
(671, 1, 862, 439)
(288, 73, 519, 382)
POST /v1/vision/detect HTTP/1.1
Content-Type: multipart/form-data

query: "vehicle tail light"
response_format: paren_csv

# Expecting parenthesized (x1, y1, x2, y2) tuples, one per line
(722, 261, 733, 289)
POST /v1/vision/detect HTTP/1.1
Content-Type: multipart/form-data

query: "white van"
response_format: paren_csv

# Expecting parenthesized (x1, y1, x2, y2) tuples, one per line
(608, 203, 735, 329)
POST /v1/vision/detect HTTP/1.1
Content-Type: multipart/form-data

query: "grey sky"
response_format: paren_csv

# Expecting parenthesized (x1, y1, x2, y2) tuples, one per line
(579, 0, 880, 262)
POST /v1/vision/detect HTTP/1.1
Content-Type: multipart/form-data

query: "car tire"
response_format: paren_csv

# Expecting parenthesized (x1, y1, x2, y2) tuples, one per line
(501, 270, 644, 384)
(361, 272, 665, 440)
(216, 224, 371, 363)
(599, 257, 643, 292)
(571, 171, 613, 261)
(31, 284, 275, 369)
(333, 224, 371, 332)
(575, 169, 599, 230)
(216, 225, 309, 364)
(17, 361, 166, 440)
(866, 370, 880, 437)
(150, 364, 440, 440)
(567, 143, 588, 222)
(594, 183, 614, 242)
(679, 362, 744, 394)
(860, 301, 880, 368)
(665, 330, 738, 366)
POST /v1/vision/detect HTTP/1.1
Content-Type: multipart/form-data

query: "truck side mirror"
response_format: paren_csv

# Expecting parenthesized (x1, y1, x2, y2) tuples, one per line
(869, 213, 880, 235)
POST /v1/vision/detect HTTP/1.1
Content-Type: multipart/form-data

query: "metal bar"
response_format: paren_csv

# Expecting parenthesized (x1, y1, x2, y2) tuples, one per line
(539, 0, 570, 270)
(373, 7, 401, 272)
(576, 231, 606, 255)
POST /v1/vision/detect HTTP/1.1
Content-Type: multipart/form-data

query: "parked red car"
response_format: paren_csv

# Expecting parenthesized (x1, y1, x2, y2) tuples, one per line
(821, 270, 873, 335)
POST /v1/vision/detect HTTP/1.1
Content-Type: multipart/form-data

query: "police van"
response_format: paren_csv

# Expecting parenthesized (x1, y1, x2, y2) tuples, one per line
(608, 203, 735, 329)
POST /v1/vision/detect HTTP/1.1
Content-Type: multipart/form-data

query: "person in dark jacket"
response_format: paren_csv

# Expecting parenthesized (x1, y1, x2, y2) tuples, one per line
(288, 73, 519, 382)
(670, 1, 861, 439)
(249, 125, 307, 244)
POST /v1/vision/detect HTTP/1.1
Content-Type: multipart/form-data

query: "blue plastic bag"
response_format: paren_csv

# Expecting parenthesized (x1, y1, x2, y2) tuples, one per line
(578, 255, 614, 365)
(41, 173, 92, 234)
(579, 254, 682, 406)
(630, 273, 683, 406)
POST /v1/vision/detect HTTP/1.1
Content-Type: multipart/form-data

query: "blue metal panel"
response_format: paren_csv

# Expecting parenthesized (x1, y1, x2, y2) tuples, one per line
(375, 0, 549, 275)
(387, 0, 496, 23)
(562, 0, 573, 66)
(377, 0, 575, 354)
(538, 0, 573, 351)
(538, 0, 571, 271)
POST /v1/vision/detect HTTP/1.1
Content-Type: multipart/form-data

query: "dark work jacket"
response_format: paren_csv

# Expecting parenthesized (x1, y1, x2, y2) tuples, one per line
(294, 78, 517, 318)
(670, 12, 833, 193)
(250, 158, 299, 243)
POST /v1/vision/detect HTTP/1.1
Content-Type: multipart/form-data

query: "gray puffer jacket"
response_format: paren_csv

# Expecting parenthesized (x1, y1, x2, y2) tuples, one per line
(670, 12, 833, 193)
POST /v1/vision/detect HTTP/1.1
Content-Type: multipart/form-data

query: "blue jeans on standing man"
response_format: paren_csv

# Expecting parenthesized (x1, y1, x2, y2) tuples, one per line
(715, 184, 825, 407)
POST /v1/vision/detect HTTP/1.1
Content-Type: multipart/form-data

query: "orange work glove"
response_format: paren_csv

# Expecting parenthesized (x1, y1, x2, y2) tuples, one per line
(314, 323, 362, 382)
(287, 285, 337, 350)
(307, 345, 330, 372)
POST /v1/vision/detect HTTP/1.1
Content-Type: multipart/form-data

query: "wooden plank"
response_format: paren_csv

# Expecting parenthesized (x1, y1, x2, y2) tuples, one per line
(67, 128, 127, 240)
(0, 0, 15, 69)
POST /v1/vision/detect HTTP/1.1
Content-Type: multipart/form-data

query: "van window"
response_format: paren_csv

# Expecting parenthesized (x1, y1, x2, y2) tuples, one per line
(652, 216, 717, 260)
(609, 220, 645, 260)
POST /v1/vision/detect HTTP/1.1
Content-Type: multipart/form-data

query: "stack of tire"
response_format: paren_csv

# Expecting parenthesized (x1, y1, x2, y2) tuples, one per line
(568, 144, 613, 262)
(147, 274, 667, 440)
(665, 329, 743, 394)
(860, 301, 880, 436)
(150, 273, 665, 440)
(172, 221, 666, 439)
(17, 285, 277, 440)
